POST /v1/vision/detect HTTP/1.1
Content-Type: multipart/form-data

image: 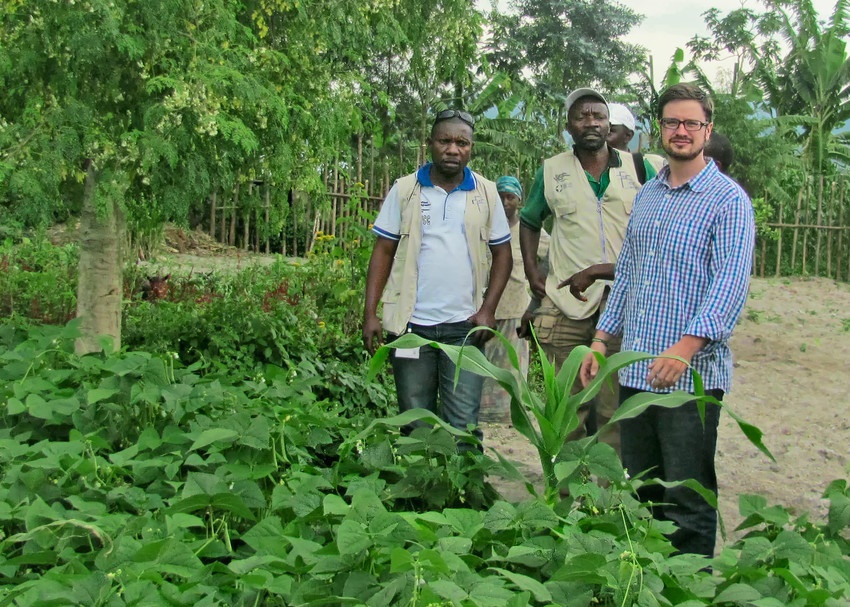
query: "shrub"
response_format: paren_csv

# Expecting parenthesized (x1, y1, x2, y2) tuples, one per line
(0, 237, 78, 323)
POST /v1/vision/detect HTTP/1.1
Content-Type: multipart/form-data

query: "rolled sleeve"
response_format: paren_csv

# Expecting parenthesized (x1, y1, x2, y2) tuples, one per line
(684, 193, 756, 341)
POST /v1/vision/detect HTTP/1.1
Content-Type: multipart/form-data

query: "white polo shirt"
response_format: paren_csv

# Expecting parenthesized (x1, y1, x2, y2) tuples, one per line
(373, 164, 511, 326)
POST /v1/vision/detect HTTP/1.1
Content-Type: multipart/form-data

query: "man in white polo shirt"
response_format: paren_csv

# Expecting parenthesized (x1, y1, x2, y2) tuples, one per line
(363, 110, 513, 446)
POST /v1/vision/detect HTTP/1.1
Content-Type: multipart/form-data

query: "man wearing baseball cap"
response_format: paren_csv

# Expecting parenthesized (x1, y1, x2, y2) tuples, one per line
(518, 87, 659, 457)
(607, 103, 637, 152)
(608, 102, 667, 175)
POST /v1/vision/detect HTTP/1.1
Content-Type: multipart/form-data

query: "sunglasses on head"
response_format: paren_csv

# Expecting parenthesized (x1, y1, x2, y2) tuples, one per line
(434, 109, 475, 128)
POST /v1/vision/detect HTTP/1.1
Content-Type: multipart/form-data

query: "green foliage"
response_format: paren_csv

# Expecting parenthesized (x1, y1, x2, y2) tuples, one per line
(689, 0, 850, 179)
(3, 322, 850, 604)
(371, 330, 773, 505)
(120, 256, 388, 413)
(0, 237, 78, 324)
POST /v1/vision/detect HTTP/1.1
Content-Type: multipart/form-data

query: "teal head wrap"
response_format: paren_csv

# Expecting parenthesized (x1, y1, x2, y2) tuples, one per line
(496, 176, 523, 199)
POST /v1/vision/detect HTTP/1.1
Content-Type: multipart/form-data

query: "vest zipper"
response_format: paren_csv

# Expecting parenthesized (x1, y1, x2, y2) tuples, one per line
(596, 196, 608, 263)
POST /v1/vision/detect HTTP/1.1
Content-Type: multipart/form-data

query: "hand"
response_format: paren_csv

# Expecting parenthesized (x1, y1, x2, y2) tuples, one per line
(558, 267, 596, 302)
(362, 315, 383, 355)
(517, 309, 535, 339)
(646, 342, 696, 390)
(580, 341, 607, 387)
(527, 272, 547, 301)
(468, 310, 497, 347)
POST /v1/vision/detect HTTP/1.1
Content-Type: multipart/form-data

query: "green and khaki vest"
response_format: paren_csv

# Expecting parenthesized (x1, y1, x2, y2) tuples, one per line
(543, 149, 642, 320)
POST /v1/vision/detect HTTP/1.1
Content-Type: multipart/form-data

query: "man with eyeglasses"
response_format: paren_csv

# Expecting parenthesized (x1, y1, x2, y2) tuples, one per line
(518, 87, 659, 456)
(363, 109, 512, 449)
(581, 83, 756, 557)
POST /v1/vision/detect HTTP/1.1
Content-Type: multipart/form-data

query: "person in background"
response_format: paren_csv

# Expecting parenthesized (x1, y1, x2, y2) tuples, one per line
(362, 109, 513, 448)
(704, 131, 734, 175)
(479, 176, 531, 424)
(608, 102, 667, 174)
(607, 103, 637, 152)
(581, 83, 755, 557)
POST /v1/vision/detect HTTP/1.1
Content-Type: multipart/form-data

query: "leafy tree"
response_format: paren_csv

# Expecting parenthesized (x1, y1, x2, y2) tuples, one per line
(689, 0, 850, 178)
(0, 0, 292, 352)
(486, 0, 645, 130)
(2, 0, 472, 352)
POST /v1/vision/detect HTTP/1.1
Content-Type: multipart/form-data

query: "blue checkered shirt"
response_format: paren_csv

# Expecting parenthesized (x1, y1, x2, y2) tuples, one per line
(597, 160, 755, 393)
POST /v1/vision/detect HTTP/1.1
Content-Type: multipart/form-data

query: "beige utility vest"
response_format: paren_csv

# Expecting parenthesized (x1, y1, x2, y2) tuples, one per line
(380, 171, 500, 335)
(543, 150, 642, 320)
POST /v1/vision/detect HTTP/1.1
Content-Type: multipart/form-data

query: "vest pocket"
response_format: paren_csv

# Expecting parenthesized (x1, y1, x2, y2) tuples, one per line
(552, 198, 577, 218)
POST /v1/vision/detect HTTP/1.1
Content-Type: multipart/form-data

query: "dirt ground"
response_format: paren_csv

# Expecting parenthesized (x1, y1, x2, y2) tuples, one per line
(482, 276, 850, 549)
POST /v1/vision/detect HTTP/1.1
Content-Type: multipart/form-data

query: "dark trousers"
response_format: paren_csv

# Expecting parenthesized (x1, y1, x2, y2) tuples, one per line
(619, 385, 723, 558)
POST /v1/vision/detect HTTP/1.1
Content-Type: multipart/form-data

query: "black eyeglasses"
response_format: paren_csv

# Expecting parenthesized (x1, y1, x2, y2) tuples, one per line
(659, 117, 710, 132)
(434, 109, 475, 128)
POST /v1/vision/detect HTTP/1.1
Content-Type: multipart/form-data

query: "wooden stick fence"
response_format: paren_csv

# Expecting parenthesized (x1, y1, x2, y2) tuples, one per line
(204, 136, 423, 256)
(200, 144, 850, 284)
(754, 175, 850, 281)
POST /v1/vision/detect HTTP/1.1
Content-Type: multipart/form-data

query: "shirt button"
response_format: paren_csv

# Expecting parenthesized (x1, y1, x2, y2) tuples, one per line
(648, 250, 655, 257)
(654, 221, 661, 227)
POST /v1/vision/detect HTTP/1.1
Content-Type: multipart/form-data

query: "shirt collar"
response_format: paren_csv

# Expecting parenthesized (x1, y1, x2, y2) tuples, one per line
(417, 163, 476, 191)
(658, 158, 718, 193)
(571, 145, 622, 169)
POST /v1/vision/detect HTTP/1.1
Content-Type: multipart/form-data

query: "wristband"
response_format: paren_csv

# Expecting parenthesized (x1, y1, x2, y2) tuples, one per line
(591, 337, 609, 347)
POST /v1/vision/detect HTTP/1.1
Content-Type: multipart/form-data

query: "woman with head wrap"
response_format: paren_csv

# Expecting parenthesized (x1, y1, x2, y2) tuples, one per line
(479, 176, 532, 423)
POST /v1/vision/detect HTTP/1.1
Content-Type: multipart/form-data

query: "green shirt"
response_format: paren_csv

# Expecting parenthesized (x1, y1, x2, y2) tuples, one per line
(519, 148, 658, 231)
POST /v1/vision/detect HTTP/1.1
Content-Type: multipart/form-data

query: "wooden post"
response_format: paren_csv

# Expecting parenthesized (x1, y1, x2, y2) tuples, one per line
(835, 179, 847, 280)
(801, 179, 810, 275)
(827, 181, 836, 277)
(332, 165, 339, 238)
(292, 191, 298, 258)
(209, 191, 217, 238)
(775, 200, 784, 277)
(791, 185, 804, 273)
(242, 183, 251, 251)
(369, 137, 375, 197)
(384, 162, 390, 198)
(759, 238, 766, 277)
(219, 191, 227, 244)
(815, 175, 824, 275)
(264, 185, 270, 254)
(364, 180, 371, 227)
(357, 133, 363, 185)
(229, 182, 239, 247)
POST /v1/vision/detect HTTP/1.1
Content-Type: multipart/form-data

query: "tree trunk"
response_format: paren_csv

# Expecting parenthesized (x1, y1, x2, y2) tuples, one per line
(75, 161, 125, 354)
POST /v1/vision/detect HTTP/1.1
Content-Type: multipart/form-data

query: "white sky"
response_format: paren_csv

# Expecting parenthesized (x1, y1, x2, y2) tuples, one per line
(621, 0, 839, 84)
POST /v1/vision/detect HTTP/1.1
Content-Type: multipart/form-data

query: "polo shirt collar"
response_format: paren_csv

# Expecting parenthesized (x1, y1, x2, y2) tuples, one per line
(417, 163, 475, 191)
(658, 158, 718, 193)
(572, 145, 622, 168)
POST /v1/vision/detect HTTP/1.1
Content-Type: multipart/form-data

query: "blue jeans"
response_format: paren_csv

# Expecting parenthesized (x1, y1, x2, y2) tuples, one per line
(390, 321, 484, 446)
(619, 386, 723, 558)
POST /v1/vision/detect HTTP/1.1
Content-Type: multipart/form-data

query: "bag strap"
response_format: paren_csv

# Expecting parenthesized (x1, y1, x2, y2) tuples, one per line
(631, 152, 647, 185)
